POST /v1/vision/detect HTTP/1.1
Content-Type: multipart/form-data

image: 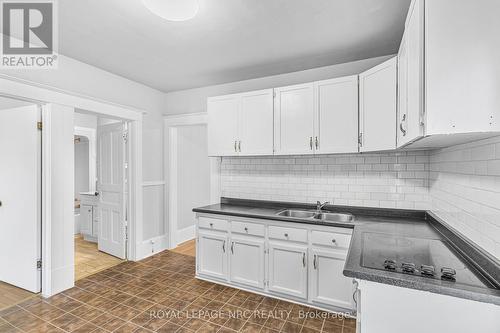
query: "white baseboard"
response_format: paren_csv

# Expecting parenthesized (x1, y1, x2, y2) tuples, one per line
(136, 234, 169, 261)
(177, 225, 195, 245)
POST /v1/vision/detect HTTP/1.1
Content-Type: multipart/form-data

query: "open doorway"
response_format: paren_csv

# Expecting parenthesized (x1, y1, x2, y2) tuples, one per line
(0, 97, 42, 309)
(73, 111, 129, 281)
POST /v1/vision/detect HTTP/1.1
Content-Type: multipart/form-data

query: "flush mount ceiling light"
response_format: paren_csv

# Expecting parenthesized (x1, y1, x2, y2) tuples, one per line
(142, 0, 199, 21)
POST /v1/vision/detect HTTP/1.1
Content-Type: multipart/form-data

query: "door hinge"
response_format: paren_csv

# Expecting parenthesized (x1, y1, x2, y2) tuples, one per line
(358, 133, 363, 147)
(37, 122, 42, 130)
(36, 260, 42, 269)
(122, 131, 128, 143)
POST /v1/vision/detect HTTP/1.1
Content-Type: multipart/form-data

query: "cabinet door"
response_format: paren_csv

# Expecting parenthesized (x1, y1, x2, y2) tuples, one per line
(274, 83, 315, 155)
(239, 89, 274, 156)
(229, 237, 265, 289)
(359, 57, 397, 152)
(315, 76, 359, 154)
(398, 0, 425, 147)
(310, 249, 354, 310)
(268, 242, 308, 299)
(197, 231, 228, 280)
(92, 207, 99, 237)
(80, 204, 93, 235)
(207, 95, 239, 156)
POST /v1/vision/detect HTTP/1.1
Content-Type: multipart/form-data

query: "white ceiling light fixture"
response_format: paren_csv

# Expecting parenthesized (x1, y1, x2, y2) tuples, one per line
(142, 0, 199, 22)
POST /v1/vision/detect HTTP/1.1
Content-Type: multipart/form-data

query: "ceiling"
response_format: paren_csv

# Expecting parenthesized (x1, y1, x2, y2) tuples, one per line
(58, 0, 411, 92)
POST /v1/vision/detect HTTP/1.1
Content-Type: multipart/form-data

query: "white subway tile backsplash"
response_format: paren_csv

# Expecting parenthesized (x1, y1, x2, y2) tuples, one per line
(221, 151, 430, 210)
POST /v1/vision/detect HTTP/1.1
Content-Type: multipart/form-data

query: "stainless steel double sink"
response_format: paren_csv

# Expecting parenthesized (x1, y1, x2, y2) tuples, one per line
(276, 209, 354, 223)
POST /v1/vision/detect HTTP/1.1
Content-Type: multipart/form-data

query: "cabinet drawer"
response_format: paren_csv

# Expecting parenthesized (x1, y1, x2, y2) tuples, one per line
(198, 217, 228, 231)
(231, 221, 265, 237)
(269, 226, 307, 243)
(311, 230, 351, 250)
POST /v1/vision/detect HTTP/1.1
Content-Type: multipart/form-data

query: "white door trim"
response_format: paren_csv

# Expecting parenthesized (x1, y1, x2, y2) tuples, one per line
(164, 112, 221, 249)
(0, 74, 143, 297)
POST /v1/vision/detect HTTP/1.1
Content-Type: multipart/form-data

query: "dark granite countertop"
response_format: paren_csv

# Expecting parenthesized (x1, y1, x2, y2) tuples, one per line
(193, 197, 500, 305)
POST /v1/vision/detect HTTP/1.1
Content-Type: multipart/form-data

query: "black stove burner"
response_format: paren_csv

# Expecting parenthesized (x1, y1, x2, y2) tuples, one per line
(402, 262, 416, 274)
(383, 259, 397, 270)
(441, 267, 456, 281)
(420, 264, 435, 277)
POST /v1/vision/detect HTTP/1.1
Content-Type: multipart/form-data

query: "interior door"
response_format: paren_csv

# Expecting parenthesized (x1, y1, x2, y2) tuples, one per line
(97, 122, 126, 259)
(239, 89, 274, 156)
(315, 76, 359, 154)
(229, 236, 265, 289)
(207, 95, 240, 156)
(274, 83, 315, 155)
(0, 105, 41, 292)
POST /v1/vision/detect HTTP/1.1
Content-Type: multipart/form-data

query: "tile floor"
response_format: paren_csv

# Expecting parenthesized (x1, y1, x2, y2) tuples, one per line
(0, 283, 36, 311)
(0, 250, 356, 333)
(171, 240, 195, 257)
(75, 236, 124, 281)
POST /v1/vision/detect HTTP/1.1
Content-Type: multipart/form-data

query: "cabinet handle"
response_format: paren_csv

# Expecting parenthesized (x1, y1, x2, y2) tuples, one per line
(358, 133, 363, 147)
(353, 280, 359, 306)
(309, 137, 313, 150)
(302, 253, 306, 267)
(400, 114, 407, 136)
(231, 242, 234, 254)
(238, 141, 241, 152)
(222, 240, 226, 253)
(234, 140, 237, 152)
(315, 136, 319, 150)
(313, 254, 317, 269)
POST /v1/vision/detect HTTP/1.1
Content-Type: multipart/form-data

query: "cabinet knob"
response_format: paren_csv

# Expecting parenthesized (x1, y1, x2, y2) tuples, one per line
(332, 239, 336, 244)
(209, 223, 213, 227)
(284, 233, 289, 238)
(244, 227, 248, 232)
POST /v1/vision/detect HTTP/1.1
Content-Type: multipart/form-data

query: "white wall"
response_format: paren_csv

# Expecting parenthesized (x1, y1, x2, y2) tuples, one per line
(163, 56, 392, 115)
(177, 125, 210, 241)
(74, 113, 97, 129)
(429, 135, 500, 259)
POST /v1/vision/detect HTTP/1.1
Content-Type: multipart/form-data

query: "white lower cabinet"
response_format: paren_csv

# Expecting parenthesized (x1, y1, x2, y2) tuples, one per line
(196, 215, 354, 312)
(268, 242, 308, 299)
(310, 248, 354, 309)
(229, 236, 265, 289)
(197, 230, 228, 280)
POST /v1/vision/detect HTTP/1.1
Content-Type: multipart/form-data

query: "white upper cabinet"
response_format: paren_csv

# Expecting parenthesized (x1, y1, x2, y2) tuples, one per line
(208, 89, 274, 157)
(359, 57, 397, 152)
(208, 95, 240, 156)
(425, 0, 500, 135)
(274, 83, 315, 155)
(239, 89, 274, 155)
(398, 0, 425, 147)
(314, 76, 359, 154)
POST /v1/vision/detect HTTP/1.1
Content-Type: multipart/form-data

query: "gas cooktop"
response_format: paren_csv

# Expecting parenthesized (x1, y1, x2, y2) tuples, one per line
(360, 232, 493, 289)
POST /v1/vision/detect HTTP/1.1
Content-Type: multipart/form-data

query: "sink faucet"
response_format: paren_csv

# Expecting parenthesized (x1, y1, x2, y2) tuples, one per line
(316, 201, 330, 212)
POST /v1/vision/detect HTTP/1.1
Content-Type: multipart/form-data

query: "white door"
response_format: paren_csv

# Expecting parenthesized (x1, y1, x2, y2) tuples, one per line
(229, 236, 265, 289)
(359, 57, 397, 152)
(239, 89, 274, 156)
(310, 248, 354, 310)
(274, 83, 315, 155)
(0, 105, 41, 292)
(207, 95, 239, 156)
(97, 122, 126, 259)
(197, 231, 228, 280)
(268, 242, 308, 299)
(315, 76, 359, 154)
